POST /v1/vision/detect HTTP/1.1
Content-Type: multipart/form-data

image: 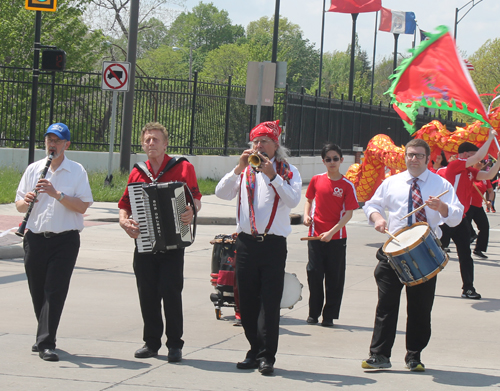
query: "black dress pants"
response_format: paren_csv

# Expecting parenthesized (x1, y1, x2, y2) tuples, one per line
(449, 218, 475, 291)
(133, 248, 185, 351)
(466, 205, 489, 252)
(369, 252, 436, 362)
(235, 233, 287, 364)
(23, 230, 80, 350)
(307, 238, 347, 321)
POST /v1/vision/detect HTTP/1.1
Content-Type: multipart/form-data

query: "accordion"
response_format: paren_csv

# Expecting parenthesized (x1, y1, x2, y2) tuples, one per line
(128, 181, 196, 253)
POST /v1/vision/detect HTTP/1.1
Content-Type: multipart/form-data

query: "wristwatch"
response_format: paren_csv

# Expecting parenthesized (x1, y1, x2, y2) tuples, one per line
(57, 192, 65, 202)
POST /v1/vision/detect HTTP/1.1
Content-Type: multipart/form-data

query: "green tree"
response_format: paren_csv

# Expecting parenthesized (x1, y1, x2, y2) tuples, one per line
(308, 38, 372, 101)
(137, 46, 185, 77)
(246, 16, 320, 91)
(469, 38, 500, 110)
(199, 43, 250, 84)
(1, 0, 106, 71)
(167, 2, 244, 54)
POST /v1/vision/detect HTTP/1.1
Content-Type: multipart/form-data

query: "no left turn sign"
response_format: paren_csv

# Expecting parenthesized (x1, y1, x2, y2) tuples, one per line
(101, 61, 131, 91)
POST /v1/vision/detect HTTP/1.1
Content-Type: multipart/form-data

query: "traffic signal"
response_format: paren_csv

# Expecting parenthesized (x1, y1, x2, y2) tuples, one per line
(41, 50, 66, 71)
(25, 0, 58, 12)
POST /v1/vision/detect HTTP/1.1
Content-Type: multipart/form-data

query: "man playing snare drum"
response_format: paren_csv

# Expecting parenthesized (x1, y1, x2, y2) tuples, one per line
(361, 139, 463, 372)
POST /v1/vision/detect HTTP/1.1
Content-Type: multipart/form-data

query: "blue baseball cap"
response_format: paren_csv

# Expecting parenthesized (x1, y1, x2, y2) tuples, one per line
(44, 123, 70, 141)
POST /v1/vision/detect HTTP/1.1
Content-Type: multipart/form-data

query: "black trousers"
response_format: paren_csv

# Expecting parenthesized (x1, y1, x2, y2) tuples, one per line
(369, 252, 436, 362)
(133, 248, 184, 351)
(449, 218, 475, 291)
(235, 233, 287, 364)
(23, 230, 80, 350)
(307, 238, 347, 321)
(466, 205, 489, 252)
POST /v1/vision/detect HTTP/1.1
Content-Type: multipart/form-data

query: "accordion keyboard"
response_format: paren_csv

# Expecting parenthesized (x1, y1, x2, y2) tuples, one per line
(128, 183, 155, 253)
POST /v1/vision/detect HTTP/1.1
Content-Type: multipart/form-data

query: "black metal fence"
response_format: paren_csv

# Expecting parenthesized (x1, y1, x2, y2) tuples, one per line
(0, 66, 462, 156)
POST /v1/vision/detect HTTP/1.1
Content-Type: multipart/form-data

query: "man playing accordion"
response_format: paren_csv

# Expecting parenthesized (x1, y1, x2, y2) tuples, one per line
(118, 122, 201, 363)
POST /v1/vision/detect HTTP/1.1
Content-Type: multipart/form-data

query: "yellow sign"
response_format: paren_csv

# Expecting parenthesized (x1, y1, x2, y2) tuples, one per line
(25, 0, 57, 12)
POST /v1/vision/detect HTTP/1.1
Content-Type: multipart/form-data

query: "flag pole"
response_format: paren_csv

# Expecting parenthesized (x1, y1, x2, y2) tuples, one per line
(348, 13, 359, 101)
(370, 11, 378, 103)
(318, 0, 327, 96)
(392, 33, 399, 72)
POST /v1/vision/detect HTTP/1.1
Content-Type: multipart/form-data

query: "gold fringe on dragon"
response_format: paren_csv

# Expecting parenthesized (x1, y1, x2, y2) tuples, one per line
(345, 106, 500, 202)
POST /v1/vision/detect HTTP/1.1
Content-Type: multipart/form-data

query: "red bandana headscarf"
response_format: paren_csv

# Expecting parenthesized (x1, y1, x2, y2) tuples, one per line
(249, 120, 282, 143)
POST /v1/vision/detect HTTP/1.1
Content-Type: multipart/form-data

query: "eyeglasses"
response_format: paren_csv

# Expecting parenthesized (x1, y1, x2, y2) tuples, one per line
(324, 157, 341, 163)
(406, 153, 426, 160)
(45, 137, 65, 145)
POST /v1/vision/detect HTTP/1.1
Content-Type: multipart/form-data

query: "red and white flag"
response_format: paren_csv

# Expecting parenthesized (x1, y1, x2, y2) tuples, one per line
(328, 0, 381, 13)
(464, 59, 475, 71)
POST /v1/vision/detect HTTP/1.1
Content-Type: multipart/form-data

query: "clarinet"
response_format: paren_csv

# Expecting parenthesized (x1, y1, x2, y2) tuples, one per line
(15, 153, 54, 237)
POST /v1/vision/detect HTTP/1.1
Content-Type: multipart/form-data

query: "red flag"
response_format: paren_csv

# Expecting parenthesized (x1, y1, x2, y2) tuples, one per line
(387, 26, 489, 134)
(328, 0, 381, 13)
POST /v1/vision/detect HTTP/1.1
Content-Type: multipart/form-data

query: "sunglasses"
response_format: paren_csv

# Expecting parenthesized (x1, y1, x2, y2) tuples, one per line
(324, 157, 341, 163)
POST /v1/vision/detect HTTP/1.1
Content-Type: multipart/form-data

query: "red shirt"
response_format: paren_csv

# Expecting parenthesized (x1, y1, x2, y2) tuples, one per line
(436, 167, 447, 178)
(471, 179, 492, 208)
(444, 158, 478, 213)
(305, 173, 359, 240)
(118, 155, 201, 212)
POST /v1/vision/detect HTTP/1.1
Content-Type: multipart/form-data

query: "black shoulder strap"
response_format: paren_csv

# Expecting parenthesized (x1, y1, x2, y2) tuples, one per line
(134, 157, 188, 184)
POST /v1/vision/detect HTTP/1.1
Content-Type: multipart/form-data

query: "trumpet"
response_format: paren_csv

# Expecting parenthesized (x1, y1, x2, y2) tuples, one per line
(248, 152, 268, 169)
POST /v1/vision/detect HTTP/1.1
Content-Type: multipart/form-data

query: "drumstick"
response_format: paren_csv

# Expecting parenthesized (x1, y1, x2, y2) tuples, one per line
(300, 236, 321, 241)
(473, 183, 489, 205)
(399, 190, 449, 221)
(385, 230, 399, 242)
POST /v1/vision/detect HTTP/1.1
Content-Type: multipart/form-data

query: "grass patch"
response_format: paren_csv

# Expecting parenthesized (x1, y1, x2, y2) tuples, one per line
(0, 168, 218, 204)
(0, 167, 22, 204)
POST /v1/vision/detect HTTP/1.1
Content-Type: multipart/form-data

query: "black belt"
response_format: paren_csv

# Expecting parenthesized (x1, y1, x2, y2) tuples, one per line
(239, 232, 278, 243)
(32, 230, 77, 238)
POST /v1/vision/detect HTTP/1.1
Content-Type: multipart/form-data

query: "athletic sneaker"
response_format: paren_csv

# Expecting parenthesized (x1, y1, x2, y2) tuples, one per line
(473, 250, 488, 259)
(406, 360, 425, 372)
(361, 354, 391, 369)
(462, 289, 481, 299)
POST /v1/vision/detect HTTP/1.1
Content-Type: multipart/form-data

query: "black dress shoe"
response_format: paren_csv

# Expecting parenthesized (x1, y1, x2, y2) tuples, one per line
(321, 319, 334, 327)
(167, 348, 182, 363)
(259, 357, 274, 375)
(306, 316, 318, 324)
(236, 357, 259, 369)
(32, 343, 38, 352)
(134, 345, 158, 358)
(39, 349, 59, 362)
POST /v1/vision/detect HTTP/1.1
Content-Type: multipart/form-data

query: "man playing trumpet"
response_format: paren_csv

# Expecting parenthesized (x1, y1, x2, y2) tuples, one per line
(215, 120, 302, 375)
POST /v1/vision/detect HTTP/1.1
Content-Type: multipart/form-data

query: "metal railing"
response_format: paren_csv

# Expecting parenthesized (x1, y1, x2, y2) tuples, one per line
(0, 66, 462, 155)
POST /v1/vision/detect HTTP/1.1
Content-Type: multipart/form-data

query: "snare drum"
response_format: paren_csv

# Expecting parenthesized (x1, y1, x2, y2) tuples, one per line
(383, 222, 448, 286)
(280, 272, 303, 309)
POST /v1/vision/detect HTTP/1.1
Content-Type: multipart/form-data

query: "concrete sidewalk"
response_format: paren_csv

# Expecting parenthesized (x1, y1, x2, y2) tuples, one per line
(1, 192, 500, 390)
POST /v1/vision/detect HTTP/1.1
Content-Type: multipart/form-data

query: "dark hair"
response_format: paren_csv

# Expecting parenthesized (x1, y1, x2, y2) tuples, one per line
(458, 142, 479, 154)
(432, 150, 448, 167)
(405, 139, 430, 156)
(321, 143, 342, 159)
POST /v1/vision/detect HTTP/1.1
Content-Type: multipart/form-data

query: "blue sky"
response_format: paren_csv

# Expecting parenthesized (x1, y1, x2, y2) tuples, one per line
(180, 0, 499, 63)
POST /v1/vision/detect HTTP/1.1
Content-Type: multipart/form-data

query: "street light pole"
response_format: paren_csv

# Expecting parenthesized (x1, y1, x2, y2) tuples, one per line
(454, 0, 483, 41)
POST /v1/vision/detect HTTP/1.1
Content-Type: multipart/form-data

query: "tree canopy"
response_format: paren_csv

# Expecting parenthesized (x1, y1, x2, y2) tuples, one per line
(1, 0, 106, 71)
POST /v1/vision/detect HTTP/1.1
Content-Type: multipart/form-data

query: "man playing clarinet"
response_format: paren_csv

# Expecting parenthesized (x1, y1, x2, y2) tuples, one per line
(361, 139, 463, 372)
(118, 122, 201, 363)
(15, 123, 93, 362)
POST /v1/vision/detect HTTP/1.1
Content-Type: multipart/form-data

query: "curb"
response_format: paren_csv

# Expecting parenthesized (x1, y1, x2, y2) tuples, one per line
(0, 244, 24, 260)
